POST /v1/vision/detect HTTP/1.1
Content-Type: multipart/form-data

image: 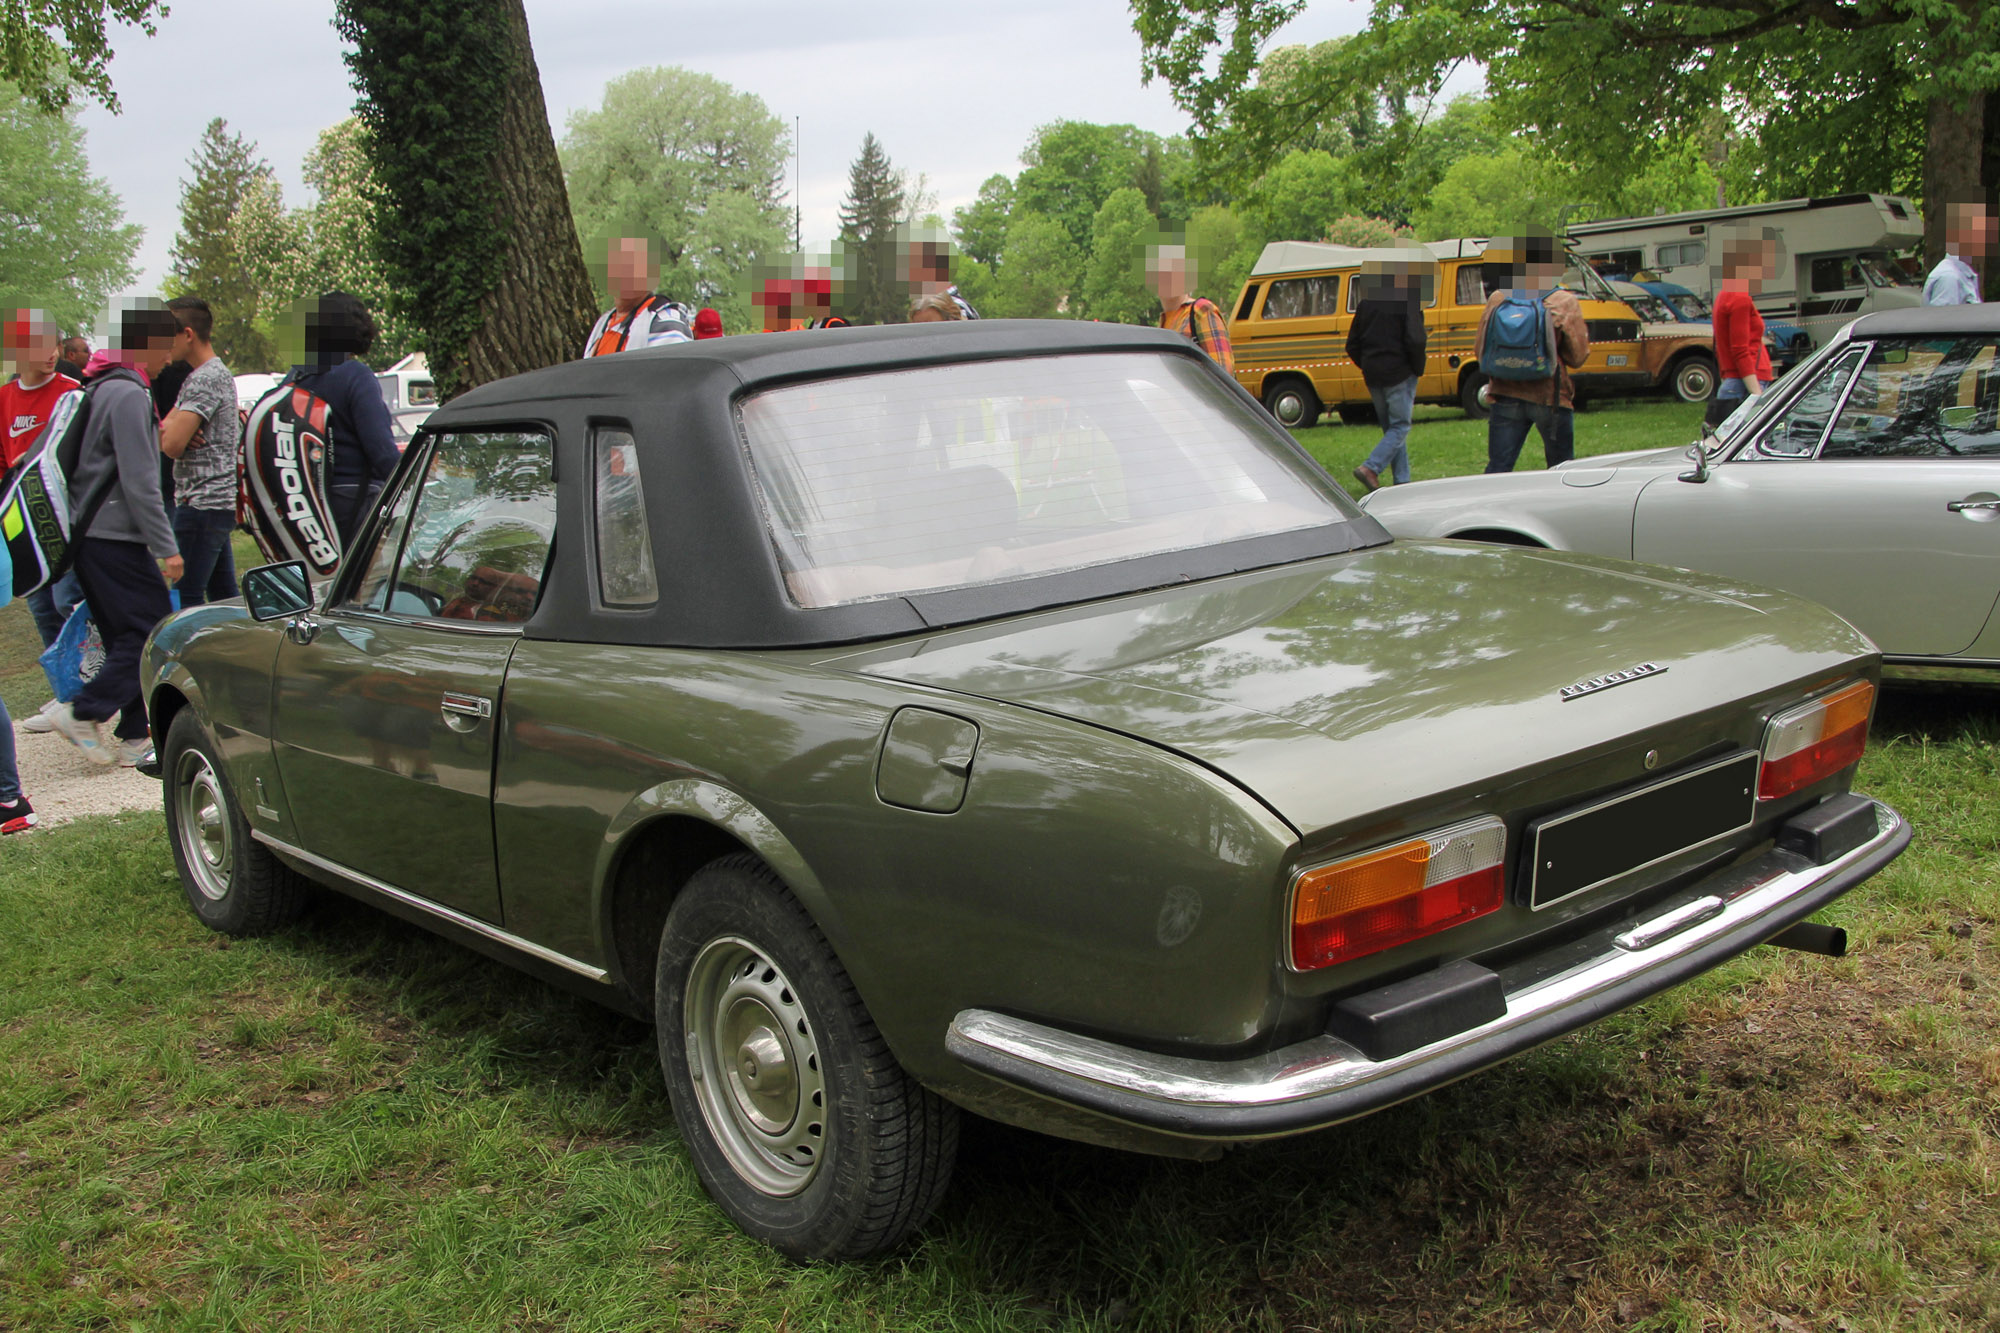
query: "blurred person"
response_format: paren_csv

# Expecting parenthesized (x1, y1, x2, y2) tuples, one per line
(56, 334, 88, 381)
(1708, 231, 1778, 427)
(288, 292, 401, 548)
(1345, 260, 1430, 491)
(46, 300, 183, 767)
(1925, 192, 1995, 305)
(909, 290, 966, 323)
(1148, 243, 1233, 373)
(584, 236, 693, 355)
(904, 228, 979, 319)
(693, 307, 724, 339)
(0, 694, 36, 831)
(158, 296, 240, 607)
(3, 311, 84, 736)
(1478, 232, 1589, 473)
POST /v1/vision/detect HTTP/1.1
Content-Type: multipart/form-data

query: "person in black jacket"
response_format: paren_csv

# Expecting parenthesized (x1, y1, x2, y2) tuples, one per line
(1344, 259, 1433, 492)
(286, 292, 401, 547)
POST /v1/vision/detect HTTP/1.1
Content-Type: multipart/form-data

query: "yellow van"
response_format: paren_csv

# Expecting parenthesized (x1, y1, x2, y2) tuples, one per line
(1227, 239, 1653, 425)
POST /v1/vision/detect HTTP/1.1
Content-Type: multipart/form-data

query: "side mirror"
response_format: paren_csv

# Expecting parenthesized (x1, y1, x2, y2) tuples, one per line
(243, 560, 314, 621)
(1678, 441, 1710, 484)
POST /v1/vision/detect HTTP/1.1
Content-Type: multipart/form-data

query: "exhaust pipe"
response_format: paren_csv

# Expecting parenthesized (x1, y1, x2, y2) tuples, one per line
(1765, 921, 1847, 957)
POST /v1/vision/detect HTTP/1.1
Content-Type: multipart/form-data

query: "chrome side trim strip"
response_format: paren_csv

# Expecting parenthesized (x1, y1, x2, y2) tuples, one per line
(948, 800, 1906, 1115)
(251, 831, 608, 983)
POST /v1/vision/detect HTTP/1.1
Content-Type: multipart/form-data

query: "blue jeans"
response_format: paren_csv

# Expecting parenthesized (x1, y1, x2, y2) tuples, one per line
(1485, 397, 1575, 473)
(26, 570, 84, 650)
(0, 695, 18, 804)
(1363, 376, 1418, 484)
(173, 506, 239, 607)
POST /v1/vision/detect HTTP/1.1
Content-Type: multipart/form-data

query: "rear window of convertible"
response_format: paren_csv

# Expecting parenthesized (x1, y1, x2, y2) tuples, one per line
(736, 352, 1356, 608)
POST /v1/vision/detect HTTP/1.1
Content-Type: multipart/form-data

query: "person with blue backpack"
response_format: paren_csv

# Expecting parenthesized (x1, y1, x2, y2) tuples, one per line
(1477, 233, 1590, 474)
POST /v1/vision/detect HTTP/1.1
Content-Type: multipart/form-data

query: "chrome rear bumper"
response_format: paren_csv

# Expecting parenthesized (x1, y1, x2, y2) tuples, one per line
(947, 795, 1907, 1141)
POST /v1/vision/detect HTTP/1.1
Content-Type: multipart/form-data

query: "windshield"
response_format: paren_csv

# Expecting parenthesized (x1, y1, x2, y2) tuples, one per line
(1712, 337, 1847, 449)
(738, 352, 1355, 609)
(1623, 292, 1673, 323)
(1666, 292, 1710, 321)
(1559, 256, 1619, 302)
(1859, 255, 1915, 289)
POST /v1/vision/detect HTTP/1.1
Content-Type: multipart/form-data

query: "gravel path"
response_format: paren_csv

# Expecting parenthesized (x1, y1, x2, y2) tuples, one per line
(12, 722, 163, 829)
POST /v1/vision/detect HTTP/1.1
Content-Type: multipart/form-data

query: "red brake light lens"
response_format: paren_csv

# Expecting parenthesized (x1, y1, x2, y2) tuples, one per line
(1759, 680, 1873, 801)
(1289, 817, 1507, 971)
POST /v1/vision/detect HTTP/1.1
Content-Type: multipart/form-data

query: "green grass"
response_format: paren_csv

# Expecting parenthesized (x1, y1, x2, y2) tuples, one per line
(4, 414, 1998, 1330)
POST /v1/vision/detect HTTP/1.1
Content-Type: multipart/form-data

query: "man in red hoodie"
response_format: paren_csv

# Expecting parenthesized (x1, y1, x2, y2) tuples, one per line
(0, 310, 79, 470)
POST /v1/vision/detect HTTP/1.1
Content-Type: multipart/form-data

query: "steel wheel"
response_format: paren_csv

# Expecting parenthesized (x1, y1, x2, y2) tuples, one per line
(1673, 354, 1718, 403)
(174, 748, 234, 903)
(1262, 378, 1321, 429)
(683, 934, 829, 1197)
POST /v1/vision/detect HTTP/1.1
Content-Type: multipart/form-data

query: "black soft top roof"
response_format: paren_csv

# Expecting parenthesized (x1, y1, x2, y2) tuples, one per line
(417, 320, 1385, 649)
(1846, 303, 2000, 339)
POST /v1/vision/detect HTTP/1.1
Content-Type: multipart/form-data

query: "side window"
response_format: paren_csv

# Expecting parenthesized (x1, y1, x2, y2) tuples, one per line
(1753, 347, 1866, 458)
(385, 431, 557, 624)
(1656, 241, 1706, 268)
(1811, 257, 1864, 294)
(1262, 276, 1339, 319)
(594, 426, 659, 606)
(1235, 284, 1261, 320)
(1346, 277, 1438, 312)
(1822, 338, 2000, 459)
(1455, 264, 1486, 306)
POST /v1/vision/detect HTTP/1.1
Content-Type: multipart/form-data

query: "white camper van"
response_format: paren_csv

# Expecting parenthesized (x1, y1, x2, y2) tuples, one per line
(1569, 193, 1924, 350)
(375, 351, 436, 414)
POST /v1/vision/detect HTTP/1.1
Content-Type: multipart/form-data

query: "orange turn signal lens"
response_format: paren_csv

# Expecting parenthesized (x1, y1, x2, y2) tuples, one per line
(1759, 680, 1874, 801)
(1289, 817, 1507, 971)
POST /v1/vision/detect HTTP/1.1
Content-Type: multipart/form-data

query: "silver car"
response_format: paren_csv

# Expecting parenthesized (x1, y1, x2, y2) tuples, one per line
(1361, 306, 2000, 667)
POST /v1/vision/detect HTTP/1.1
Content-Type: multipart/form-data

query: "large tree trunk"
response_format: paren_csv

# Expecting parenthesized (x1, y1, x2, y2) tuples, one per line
(463, 0, 595, 388)
(1923, 90, 1986, 267)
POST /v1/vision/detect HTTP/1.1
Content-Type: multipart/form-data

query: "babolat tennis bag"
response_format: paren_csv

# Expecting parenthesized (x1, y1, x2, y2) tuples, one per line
(0, 366, 144, 601)
(240, 381, 341, 577)
(1480, 291, 1558, 380)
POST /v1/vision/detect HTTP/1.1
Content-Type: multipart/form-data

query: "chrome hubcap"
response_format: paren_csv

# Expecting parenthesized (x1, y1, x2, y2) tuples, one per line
(174, 750, 233, 902)
(684, 936, 827, 1197)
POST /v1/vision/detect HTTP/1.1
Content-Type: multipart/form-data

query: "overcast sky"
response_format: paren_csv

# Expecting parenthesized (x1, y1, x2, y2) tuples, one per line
(76, 0, 1405, 299)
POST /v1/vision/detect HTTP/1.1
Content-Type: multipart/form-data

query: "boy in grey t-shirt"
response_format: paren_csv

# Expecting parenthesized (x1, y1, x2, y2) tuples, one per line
(160, 297, 240, 607)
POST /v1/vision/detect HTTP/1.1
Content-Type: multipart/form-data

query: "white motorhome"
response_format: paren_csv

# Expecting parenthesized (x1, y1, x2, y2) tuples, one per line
(1569, 193, 1924, 350)
(375, 351, 436, 414)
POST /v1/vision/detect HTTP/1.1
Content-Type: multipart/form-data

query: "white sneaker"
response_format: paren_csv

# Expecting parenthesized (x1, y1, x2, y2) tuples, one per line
(48, 703, 114, 766)
(115, 738, 153, 768)
(18, 700, 58, 734)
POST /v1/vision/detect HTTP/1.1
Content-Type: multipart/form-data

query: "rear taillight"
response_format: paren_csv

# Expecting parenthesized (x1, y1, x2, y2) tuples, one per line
(1759, 680, 1874, 801)
(1289, 817, 1506, 971)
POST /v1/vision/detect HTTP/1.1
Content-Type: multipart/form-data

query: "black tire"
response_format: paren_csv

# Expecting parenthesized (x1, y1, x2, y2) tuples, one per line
(1459, 370, 1491, 419)
(1262, 377, 1322, 429)
(656, 854, 958, 1261)
(1671, 354, 1718, 403)
(1335, 402, 1377, 426)
(162, 710, 311, 936)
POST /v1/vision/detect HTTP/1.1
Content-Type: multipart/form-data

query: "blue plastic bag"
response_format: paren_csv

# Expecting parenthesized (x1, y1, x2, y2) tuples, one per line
(39, 601, 103, 704)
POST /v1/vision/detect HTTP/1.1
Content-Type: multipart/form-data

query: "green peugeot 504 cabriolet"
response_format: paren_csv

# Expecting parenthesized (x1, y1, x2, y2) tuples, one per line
(142, 321, 1908, 1260)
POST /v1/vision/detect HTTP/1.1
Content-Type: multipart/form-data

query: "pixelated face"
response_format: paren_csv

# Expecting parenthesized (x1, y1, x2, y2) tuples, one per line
(1947, 201, 1997, 256)
(1146, 249, 1190, 302)
(606, 238, 654, 300)
(5, 318, 57, 379)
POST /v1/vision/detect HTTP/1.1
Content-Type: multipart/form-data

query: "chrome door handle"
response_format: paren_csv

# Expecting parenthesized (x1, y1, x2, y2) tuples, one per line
(1947, 498, 2000, 513)
(285, 615, 319, 646)
(440, 692, 493, 721)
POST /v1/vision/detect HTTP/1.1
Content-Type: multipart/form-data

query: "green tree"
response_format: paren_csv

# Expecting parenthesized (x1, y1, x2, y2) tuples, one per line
(1082, 187, 1159, 324)
(230, 120, 417, 371)
(560, 66, 791, 334)
(953, 174, 1014, 268)
(0, 0, 164, 113)
(167, 118, 276, 370)
(1411, 145, 1563, 240)
(336, 0, 593, 398)
(1015, 121, 1171, 253)
(1322, 214, 1416, 247)
(990, 213, 1081, 319)
(1187, 203, 1257, 307)
(836, 132, 905, 325)
(1239, 150, 1354, 247)
(0, 81, 138, 335)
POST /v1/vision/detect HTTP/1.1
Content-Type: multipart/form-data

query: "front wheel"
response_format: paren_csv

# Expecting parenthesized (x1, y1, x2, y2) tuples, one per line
(1672, 354, 1718, 403)
(656, 855, 958, 1260)
(162, 710, 311, 936)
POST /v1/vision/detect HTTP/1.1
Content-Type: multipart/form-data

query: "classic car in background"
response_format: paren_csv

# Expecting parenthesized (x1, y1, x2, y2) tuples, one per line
(1605, 278, 1719, 403)
(145, 322, 1906, 1260)
(1361, 306, 2000, 667)
(1632, 278, 1813, 373)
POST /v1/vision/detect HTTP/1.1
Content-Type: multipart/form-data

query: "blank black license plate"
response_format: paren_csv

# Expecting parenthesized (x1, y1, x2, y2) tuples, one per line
(1528, 752, 1759, 909)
